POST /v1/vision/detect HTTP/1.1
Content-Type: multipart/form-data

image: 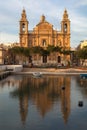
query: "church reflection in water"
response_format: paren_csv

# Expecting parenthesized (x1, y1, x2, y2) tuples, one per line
(4, 75, 71, 124)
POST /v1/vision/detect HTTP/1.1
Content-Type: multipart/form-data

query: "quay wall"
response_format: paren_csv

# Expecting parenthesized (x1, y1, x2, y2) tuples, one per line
(0, 65, 23, 72)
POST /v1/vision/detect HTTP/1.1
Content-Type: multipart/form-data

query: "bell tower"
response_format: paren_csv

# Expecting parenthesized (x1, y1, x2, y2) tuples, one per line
(61, 9, 70, 49)
(19, 9, 29, 47)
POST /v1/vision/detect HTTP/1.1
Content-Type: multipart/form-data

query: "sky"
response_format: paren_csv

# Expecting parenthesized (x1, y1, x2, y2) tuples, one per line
(0, 0, 87, 48)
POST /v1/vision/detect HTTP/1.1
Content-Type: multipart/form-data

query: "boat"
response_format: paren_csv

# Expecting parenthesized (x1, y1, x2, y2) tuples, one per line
(33, 72, 42, 77)
(80, 74, 87, 79)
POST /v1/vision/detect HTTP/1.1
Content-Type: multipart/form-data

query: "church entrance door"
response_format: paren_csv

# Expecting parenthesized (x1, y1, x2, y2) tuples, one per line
(58, 56, 61, 63)
(43, 55, 47, 63)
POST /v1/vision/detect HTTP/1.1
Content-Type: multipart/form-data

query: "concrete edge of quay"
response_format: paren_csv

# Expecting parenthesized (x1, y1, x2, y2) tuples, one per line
(13, 67, 87, 75)
(0, 66, 87, 76)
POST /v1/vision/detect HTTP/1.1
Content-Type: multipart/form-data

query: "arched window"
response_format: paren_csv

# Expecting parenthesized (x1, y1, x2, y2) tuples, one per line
(22, 23, 25, 31)
(42, 39, 46, 46)
(64, 23, 67, 32)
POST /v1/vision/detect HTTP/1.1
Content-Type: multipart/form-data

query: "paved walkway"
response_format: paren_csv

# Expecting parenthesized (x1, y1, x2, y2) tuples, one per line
(14, 67, 87, 75)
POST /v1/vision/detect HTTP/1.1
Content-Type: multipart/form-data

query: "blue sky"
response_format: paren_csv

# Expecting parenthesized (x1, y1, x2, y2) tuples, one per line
(0, 0, 87, 48)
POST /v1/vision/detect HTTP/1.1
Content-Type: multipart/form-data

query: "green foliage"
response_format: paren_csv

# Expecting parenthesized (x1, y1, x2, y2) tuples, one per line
(41, 49, 50, 56)
(77, 47, 87, 60)
(23, 47, 30, 57)
(47, 45, 62, 53)
(54, 46, 62, 53)
(30, 46, 49, 55)
(61, 49, 71, 55)
(8, 47, 30, 57)
(31, 46, 43, 54)
(47, 45, 55, 52)
(8, 45, 71, 58)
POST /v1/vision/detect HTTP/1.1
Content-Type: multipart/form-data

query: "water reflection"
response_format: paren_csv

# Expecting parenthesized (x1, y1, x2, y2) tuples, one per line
(7, 75, 70, 124)
(76, 77, 87, 98)
(0, 75, 87, 130)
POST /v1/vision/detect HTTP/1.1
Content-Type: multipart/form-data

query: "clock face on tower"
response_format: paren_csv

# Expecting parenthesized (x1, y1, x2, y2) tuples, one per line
(64, 23, 67, 33)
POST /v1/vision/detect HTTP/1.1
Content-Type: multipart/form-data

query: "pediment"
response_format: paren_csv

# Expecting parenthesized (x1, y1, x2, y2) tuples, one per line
(35, 21, 53, 30)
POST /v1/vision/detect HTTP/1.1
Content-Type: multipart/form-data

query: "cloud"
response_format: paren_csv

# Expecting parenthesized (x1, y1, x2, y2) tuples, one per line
(75, 0, 87, 7)
(71, 14, 87, 32)
(68, 7, 87, 47)
(0, 32, 18, 43)
(0, 0, 87, 48)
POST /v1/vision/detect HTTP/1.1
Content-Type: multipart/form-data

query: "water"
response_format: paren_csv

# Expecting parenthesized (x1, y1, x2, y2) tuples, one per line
(0, 74, 87, 130)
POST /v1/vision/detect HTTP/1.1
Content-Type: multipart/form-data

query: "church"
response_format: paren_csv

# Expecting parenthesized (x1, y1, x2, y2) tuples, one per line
(19, 9, 71, 66)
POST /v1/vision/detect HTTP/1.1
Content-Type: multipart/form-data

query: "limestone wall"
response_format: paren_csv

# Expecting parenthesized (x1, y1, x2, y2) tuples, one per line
(0, 65, 23, 72)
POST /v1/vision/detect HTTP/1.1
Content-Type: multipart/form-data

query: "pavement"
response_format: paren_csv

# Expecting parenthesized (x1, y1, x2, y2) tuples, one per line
(14, 67, 87, 75)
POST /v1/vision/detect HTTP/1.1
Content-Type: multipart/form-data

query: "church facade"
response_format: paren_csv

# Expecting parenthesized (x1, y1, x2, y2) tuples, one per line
(19, 9, 71, 66)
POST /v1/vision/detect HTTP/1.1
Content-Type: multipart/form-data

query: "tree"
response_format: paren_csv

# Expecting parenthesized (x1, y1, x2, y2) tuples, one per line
(77, 46, 87, 65)
(23, 47, 30, 57)
(40, 49, 50, 56)
(8, 47, 30, 64)
(47, 45, 62, 53)
(30, 46, 43, 55)
(61, 48, 71, 55)
(47, 45, 55, 53)
(8, 47, 22, 64)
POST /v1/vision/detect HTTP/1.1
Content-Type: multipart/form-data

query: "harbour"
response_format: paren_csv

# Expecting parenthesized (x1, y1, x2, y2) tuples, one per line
(0, 74, 87, 130)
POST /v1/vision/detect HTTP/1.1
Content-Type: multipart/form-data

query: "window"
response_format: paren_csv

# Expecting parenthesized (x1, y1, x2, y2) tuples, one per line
(22, 23, 25, 31)
(42, 39, 46, 46)
(64, 23, 67, 32)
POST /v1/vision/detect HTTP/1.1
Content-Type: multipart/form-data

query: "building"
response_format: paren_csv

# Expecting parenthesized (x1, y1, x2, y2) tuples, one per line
(0, 42, 20, 49)
(77, 40, 87, 66)
(0, 43, 20, 65)
(77, 40, 87, 49)
(19, 9, 71, 66)
(0, 47, 5, 64)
